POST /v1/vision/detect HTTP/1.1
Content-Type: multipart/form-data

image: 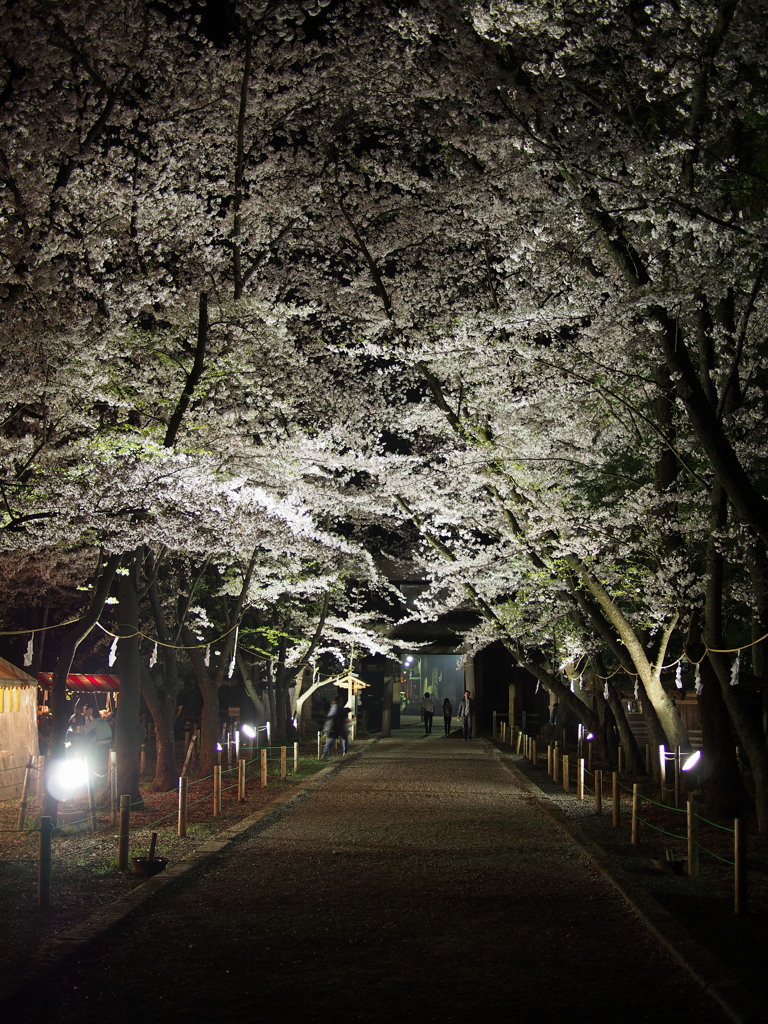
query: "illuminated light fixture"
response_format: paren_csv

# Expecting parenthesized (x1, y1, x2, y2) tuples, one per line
(46, 757, 90, 801)
(682, 750, 702, 772)
(585, 732, 595, 741)
(241, 724, 256, 739)
(216, 743, 222, 752)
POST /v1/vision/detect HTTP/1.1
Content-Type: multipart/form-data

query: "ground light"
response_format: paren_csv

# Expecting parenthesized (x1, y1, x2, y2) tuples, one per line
(46, 757, 90, 801)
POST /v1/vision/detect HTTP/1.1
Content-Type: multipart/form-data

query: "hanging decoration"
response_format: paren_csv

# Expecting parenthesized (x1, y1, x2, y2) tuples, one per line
(228, 627, 239, 679)
(23, 634, 34, 667)
(149, 643, 158, 669)
(204, 645, 210, 667)
(535, 681, 540, 694)
(108, 636, 118, 667)
(730, 651, 741, 687)
(694, 663, 703, 695)
(675, 663, 683, 689)
(603, 682, 609, 700)
(634, 680, 639, 700)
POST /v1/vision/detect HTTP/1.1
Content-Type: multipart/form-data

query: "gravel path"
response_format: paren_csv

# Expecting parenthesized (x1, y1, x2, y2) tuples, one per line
(8, 731, 751, 1023)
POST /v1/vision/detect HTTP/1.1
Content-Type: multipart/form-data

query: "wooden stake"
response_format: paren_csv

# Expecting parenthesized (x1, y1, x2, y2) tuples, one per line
(294, 742, 299, 774)
(238, 758, 246, 802)
(178, 777, 188, 837)
(577, 758, 585, 801)
(280, 746, 287, 780)
(562, 754, 569, 792)
(213, 765, 222, 816)
(260, 748, 267, 789)
(117, 794, 131, 872)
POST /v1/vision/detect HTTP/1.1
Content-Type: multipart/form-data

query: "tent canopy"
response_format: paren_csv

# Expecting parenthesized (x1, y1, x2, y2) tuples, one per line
(38, 672, 120, 692)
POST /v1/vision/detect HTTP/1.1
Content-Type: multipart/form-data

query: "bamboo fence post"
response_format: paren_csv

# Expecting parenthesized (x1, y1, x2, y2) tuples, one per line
(734, 818, 747, 916)
(547, 744, 553, 777)
(237, 759, 246, 801)
(16, 755, 34, 830)
(294, 742, 299, 774)
(516, 730, 522, 755)
(577, 758, 585, 801)
(38, 816, 53, 908)
(117, 794, 131, 872)
(612, 772, 620, 828)
(594, 769, 602, 815)
(631, 784, 640, 845)
(562, 754, 569, 792)
(317, 732, 322, 760)
(674, 746, 681, 809)
(213, 765, 222, 817)
(280, 746, 287, 780)
(260, 748, 268, 789)
(178, 777, 188, 836)
(687, 800, 699, 877)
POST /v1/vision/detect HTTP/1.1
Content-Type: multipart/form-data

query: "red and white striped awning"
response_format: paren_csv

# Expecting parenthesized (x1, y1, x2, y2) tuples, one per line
(38, 673, 120, 692)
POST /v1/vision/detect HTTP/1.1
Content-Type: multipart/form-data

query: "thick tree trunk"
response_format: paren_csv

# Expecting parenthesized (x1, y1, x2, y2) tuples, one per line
(697, 658, 746, 819)
(141, 667, 178, 792)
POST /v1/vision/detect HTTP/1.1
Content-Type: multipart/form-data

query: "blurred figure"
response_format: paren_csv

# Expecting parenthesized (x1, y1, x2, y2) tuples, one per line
(321, 696, 349, 758)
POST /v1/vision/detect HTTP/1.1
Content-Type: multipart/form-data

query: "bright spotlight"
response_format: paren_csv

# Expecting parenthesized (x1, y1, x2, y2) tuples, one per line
(682, 750, 702, 772)
(241, 724, 256, 739)
(47, 758, 90, 801)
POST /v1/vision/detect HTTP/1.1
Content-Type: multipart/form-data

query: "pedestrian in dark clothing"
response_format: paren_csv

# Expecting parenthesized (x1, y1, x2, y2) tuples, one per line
(420, 692, 435, 735)
(442, 697, 452, 736)
(321, 697, 350, 758)
(457, 690, 475, 740)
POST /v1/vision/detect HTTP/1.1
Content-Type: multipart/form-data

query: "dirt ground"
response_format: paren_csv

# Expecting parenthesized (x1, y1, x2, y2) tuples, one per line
(1, 732, 767, 1022)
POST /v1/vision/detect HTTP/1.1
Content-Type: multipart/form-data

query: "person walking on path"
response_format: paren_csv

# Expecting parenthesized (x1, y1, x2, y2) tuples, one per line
(420, 692, 435, 735)
(442, 697, 452, 736)
(457, 690, 475, 740)
(321, 697, 350, 758)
